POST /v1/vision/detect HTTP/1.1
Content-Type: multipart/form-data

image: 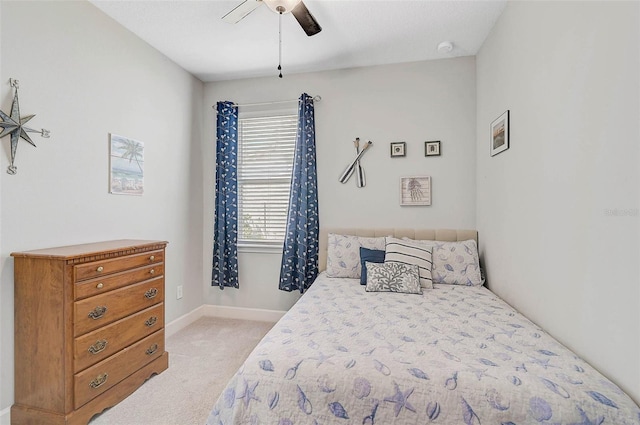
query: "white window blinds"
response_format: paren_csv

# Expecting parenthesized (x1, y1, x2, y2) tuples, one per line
(238, 114, 297, 245)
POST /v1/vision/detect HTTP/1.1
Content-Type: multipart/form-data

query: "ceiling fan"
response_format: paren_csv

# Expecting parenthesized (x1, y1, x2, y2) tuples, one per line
(222, 0, 322, 37)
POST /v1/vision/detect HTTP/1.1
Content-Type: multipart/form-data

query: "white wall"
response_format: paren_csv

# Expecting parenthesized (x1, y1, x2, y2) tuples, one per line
(203, 58, 477, 311)
(0, 0, 204, 414)
(0, 2, 5, 420)
(476, 1, 639, 403)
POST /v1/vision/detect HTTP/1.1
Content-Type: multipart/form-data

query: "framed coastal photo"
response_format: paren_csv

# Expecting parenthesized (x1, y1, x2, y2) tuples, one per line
(425, 141, 441, 156)
(109, 133, 144, 196)
(490, 110, 509, 156)
(390, 142, 406, 157)
(400, 176, 431, 206)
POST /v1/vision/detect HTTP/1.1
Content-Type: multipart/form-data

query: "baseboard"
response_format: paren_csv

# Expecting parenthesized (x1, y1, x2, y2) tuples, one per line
(0, 406, 11, 425)
(165, 305, 206, 337)
(165, 305, 285, 337)
(203, 304, 285, 323)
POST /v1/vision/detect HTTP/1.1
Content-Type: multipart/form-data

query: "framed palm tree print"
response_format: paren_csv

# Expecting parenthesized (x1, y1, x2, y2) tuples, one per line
(109, 133, 144, 195)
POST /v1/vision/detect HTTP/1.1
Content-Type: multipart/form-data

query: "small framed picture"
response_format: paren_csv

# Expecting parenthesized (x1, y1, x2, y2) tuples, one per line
(390, 142, 406, 157)
(490, 110, 509, 156)
(109, 133, 144, 196)
(425, 141, 441, 156)
(400, 176, 431, 206)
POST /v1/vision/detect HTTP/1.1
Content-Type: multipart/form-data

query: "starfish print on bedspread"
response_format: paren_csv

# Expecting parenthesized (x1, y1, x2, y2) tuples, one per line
(311, 352, 335, 367)
(495, 328, 517, 338)
(446, 336, 464, 345)
(528, 356, 559, 370)
(237, 379, 260, 408)
(570, 406, 605, 425)
(466, 366, 497, 381)
(383, 382, 416, 417)
(382, 342, 402, 353)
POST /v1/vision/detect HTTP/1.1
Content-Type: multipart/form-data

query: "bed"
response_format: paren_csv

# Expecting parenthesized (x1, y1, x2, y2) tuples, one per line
(207, 228, 640, 424)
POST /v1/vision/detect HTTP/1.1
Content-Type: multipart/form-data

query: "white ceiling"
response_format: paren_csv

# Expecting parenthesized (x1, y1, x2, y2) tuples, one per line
(90, 0, 507, 82)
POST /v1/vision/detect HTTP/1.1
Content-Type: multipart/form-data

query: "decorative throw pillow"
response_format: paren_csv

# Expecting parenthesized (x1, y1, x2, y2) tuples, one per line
(359, 236, 387, 250)
(359, 248, 385, 285)
(365, 262, 422, 294)
(326, 234, 386, 278)
(384, 237, 433, 288)
(431, 240, 483, 286)
(402, 237, 435, 247)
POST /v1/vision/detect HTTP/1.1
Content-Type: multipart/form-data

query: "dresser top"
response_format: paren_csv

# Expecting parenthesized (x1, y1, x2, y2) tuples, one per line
(11, 239, 168, 260)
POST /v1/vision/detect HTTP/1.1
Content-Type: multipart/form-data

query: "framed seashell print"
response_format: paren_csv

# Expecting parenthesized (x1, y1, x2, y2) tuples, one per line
(400, 176, 431, 206)
(390, 141, 406, 157)
(425, 140, 441, 156)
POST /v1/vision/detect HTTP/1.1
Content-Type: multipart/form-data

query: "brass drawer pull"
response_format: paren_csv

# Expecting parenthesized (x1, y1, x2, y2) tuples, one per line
(149, 269, 155, 275)
(89, 373, 108, 389)
(88, 339, 108, 355)
(146, 343, 159, 355)
(96, 266, 104, 273)
(144, 288, 158, 299)
(96, 282, 104, 289)
(145, 316, 158, 327)
(149, 255, 155, 261)
(88, 306, 107, 320)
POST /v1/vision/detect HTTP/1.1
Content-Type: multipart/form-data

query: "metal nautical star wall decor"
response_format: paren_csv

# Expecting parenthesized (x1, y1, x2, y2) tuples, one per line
(0, 79, 50, 175)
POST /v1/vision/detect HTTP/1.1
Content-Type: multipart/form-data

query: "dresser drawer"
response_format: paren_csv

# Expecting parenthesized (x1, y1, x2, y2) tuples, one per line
(11, 240, 168, 425)
(74, 303, 164, 372)
(74, 277, 164, 337)
(75, 249, 164, 282)
(74, 330, 164, 409)
(75, 263, 164, 300)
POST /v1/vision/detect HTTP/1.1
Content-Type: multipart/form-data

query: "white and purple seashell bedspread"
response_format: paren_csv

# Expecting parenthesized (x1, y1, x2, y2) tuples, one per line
(207, 274, 640, 424)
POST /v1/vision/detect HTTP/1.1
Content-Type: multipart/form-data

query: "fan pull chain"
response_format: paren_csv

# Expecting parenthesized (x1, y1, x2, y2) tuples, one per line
(278, 10, 283, 78)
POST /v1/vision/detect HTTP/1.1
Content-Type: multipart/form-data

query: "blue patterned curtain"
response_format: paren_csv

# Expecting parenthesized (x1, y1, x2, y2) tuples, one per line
(279, 93, 319, 293)
(212, 101, 239, 289)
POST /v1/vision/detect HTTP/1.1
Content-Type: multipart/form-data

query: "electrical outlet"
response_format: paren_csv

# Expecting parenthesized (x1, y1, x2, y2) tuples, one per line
(176, 285, 183, 299)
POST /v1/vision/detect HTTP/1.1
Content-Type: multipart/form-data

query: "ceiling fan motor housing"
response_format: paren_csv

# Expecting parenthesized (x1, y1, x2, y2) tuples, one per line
(263, 0, 302, 14)
(223, 0, 322, 37)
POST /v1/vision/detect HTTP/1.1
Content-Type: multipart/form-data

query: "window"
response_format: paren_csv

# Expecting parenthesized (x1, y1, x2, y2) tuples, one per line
(237, 114, 297, 247)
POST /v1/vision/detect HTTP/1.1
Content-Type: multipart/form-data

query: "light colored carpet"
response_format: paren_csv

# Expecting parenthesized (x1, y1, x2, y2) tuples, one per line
(88, 317, 274, 425)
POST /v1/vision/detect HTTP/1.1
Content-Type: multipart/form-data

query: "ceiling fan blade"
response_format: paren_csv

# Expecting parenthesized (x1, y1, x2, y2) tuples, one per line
(291, 1, 322, 36)
(222, 0, 263, 24)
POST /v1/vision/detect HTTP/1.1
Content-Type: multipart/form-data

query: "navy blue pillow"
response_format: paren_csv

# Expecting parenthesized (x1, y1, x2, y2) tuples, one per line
(359, 247, 386, 285)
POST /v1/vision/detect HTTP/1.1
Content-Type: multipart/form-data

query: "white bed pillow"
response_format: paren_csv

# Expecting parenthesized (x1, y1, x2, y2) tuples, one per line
(431, 240, 482, 286)
(326, 234, 386, 278)
(365, 262, 422, 294)
(384, 237, 433, 288)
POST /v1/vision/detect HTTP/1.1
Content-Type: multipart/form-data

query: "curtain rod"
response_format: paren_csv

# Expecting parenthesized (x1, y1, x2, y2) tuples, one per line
(212, 95, 321, 109)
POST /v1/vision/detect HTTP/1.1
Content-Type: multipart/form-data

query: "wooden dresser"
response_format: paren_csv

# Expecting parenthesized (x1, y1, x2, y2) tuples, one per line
(11, 240, 169, 425)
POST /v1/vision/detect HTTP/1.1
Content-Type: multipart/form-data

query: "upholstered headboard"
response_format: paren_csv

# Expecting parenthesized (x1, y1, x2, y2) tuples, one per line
(318, 228, 478, 272)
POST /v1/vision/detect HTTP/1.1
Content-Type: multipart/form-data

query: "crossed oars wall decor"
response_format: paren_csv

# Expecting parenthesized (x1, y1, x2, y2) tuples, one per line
(0, 79, 51, 175)
(339, 138, 372, 187)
